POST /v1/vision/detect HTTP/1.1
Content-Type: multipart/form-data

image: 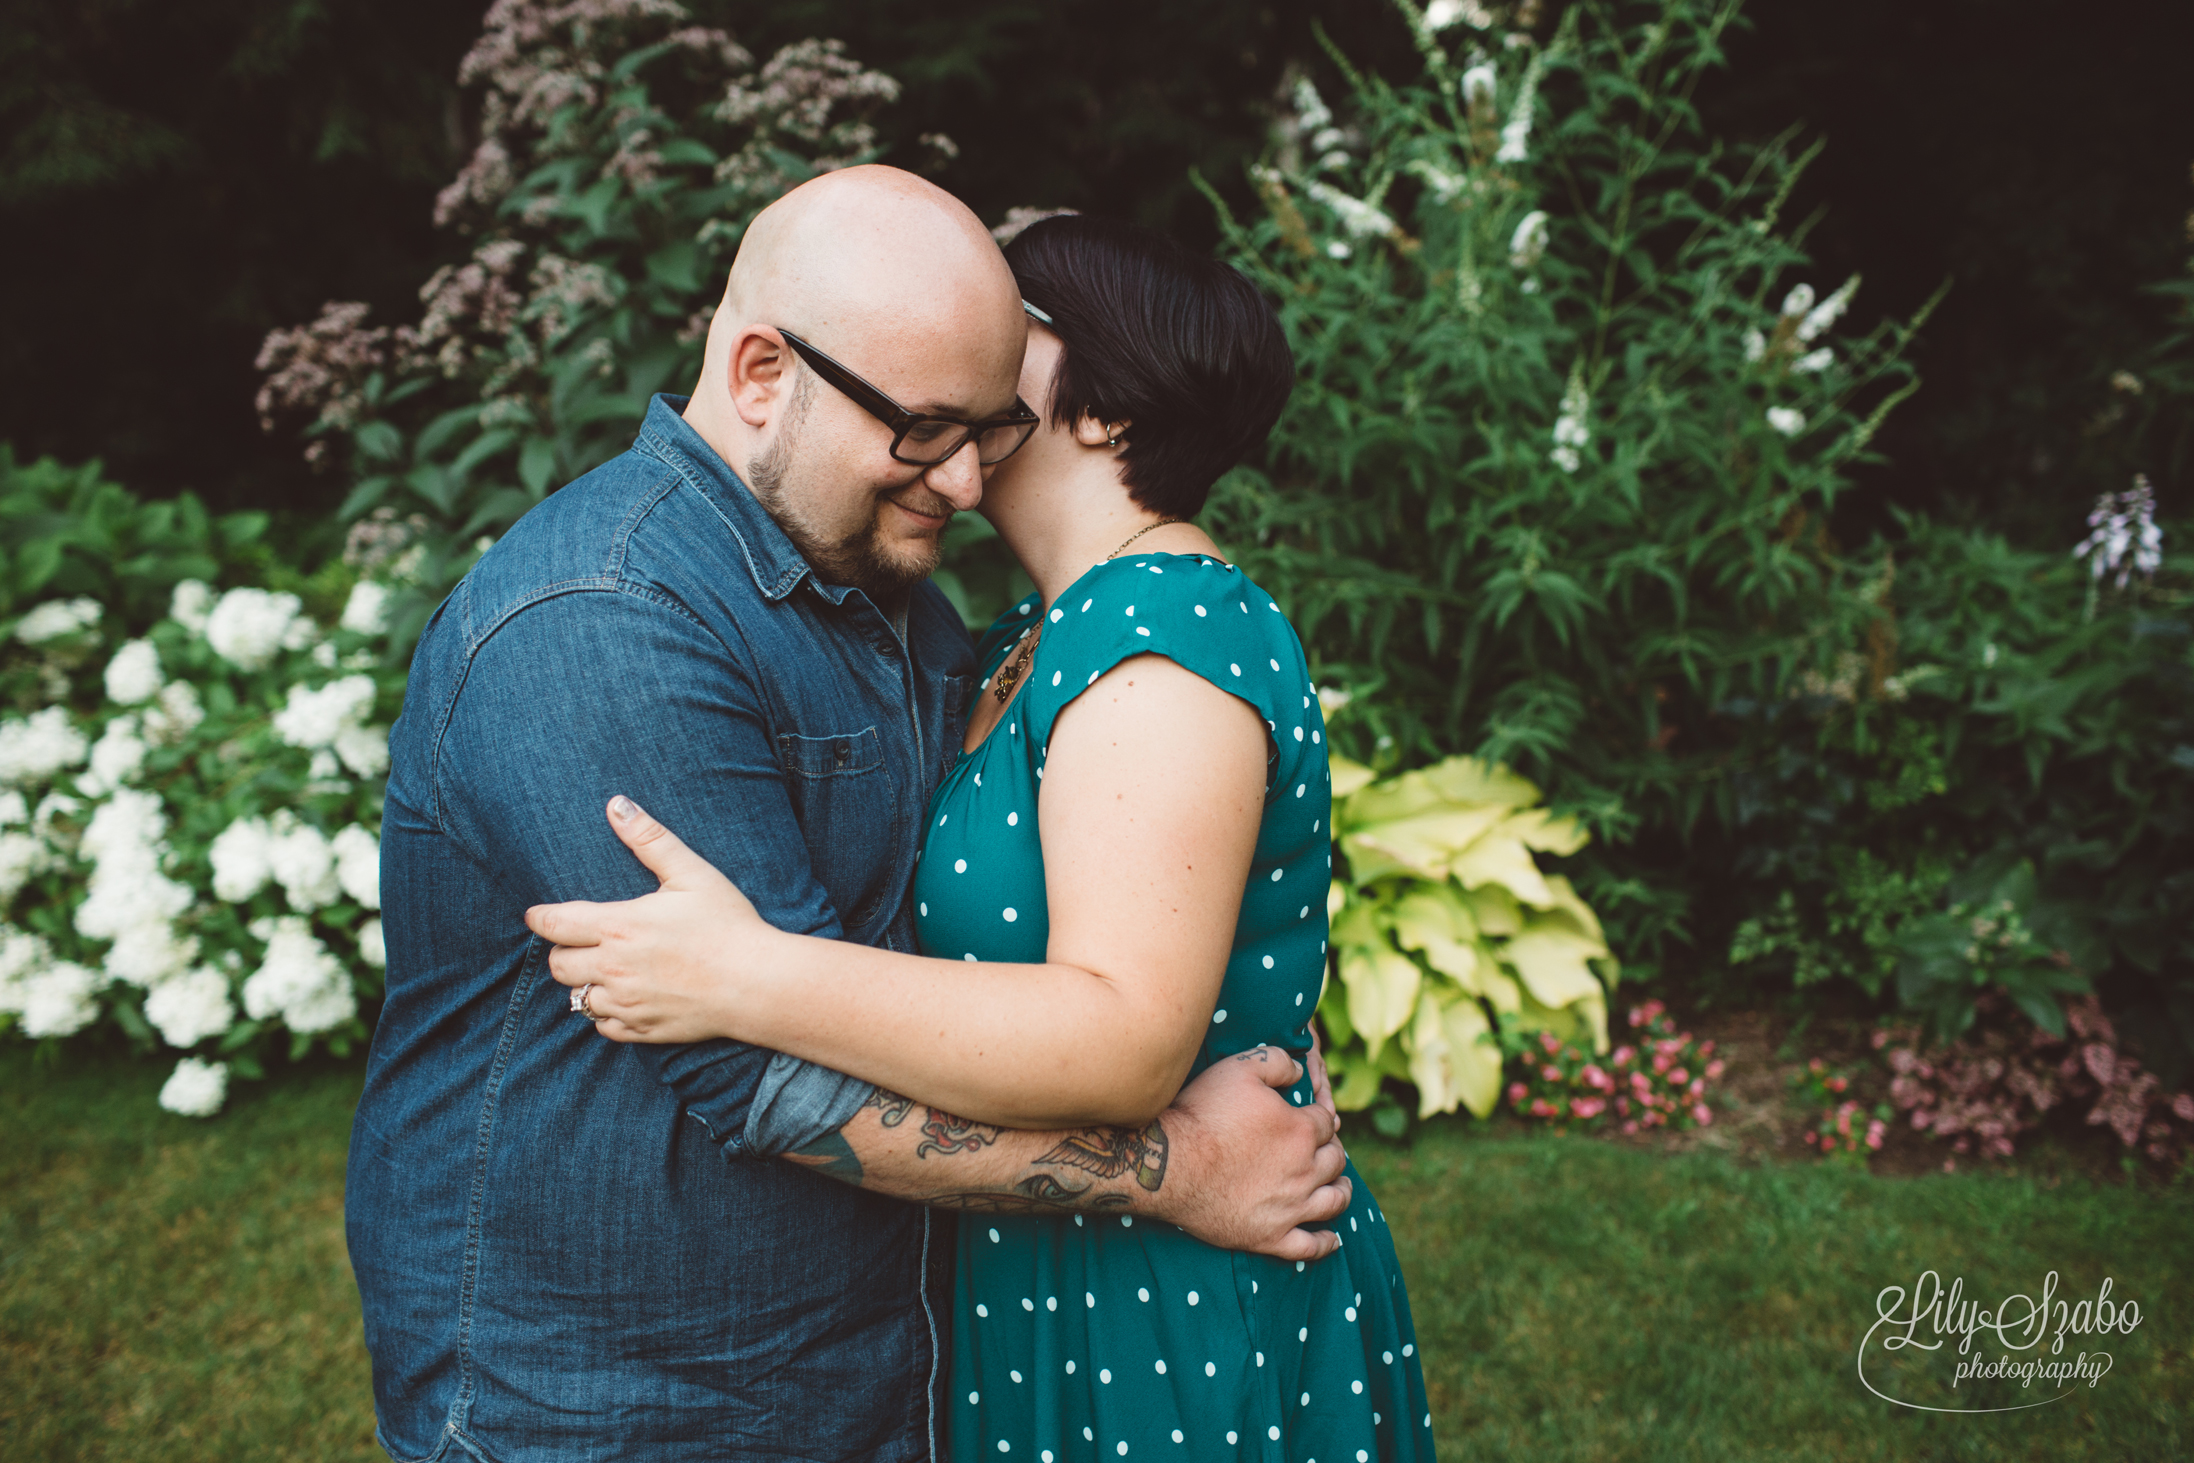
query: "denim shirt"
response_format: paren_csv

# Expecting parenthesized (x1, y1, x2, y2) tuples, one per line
(347, 395, 974, 1463)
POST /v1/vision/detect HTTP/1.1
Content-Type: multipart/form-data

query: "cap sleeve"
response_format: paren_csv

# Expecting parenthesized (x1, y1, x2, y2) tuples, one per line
(1018, 554, 1326, 799)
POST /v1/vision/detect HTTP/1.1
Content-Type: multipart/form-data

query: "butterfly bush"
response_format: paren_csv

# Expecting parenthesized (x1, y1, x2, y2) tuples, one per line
(0, 575, 403, 1116)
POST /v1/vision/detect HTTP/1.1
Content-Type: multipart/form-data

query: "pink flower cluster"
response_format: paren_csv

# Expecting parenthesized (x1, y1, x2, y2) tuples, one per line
(1802, 1101, 1887, 1158)
(1504, 999, 1722, 1134)
(1788, 1057, 1886, 1165)
(1877, 992, 2194, 1168)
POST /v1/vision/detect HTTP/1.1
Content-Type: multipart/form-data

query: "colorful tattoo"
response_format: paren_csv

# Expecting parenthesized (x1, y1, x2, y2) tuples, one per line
(865, 1088, 918, 1128)
(1038, 1119, 1169, 1192)
(785, 1127, 863, 1186)
(914, 1108, 1002, 1159)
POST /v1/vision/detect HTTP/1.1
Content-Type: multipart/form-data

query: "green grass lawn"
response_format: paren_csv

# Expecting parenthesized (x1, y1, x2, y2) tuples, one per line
(4, 1048, 2188, 1462)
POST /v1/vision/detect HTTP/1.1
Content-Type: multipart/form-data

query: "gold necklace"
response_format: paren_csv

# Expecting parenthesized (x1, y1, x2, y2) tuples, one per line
(991, 519, 1184, 704)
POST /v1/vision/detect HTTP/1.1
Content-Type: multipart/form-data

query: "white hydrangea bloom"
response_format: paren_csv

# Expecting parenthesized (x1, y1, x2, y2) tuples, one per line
(15, 597, 102, 645)
(341, 580, 392, 635)
(0, 707, 90, 785)
(241, 915, 355, 1033)
(0, 790, 24, 826)
(204, 587, 304, 671)
(74, 788, 196, 987)
(141, 680, 205, 744)
(103, 921, 203, 988)
(269, 812, 341, 911)
(0, 829, 51, 902)
(145, 966, 235, 1048)
(332, 825, 381, 909)
(0, 924, 53, 1014)
(335, 723, 390, 781)
(170, 579, 214, 633)
(358, 916, 386, 969)
(309, 749, 342, 780)
(311, 641, 339, 669)
(20, 960, 103, 1037)
(1767, 406, 1806, 437)
(77, 716, 147, 797)
(102, 639, 164, 705)
(272, 674, 377, 750)
(209, 815, 276, 902)
(32, 791, 78, 838)
(1508, 210, 1549, 270)
(158, 1057, 229, 1117)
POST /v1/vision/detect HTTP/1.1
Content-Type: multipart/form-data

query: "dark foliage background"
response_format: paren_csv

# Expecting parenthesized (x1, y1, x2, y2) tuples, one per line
(3, 0, 2188, 540)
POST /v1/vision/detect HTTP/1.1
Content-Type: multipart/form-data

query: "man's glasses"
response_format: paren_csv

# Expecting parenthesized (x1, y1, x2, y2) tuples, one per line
(774, 328, 1040, 467)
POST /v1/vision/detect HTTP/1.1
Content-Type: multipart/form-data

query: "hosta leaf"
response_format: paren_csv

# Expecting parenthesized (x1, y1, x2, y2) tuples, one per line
(1461, 882, 1524, 936)
(1343, 804, 1510, 881)
(1508, 806, 1590, 856)
(1329, 755, 1377, 799)
(1420, 755, 1543, 810)
(1403, 988, 1502, 1118)
(1445, 820, 1555, 907)
(1340, 945, 1421, 1058)
(1501, 924, 1611, 1051)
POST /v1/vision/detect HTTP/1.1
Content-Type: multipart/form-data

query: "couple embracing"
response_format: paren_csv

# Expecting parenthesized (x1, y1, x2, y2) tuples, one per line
(347, 164, 1431, 1462)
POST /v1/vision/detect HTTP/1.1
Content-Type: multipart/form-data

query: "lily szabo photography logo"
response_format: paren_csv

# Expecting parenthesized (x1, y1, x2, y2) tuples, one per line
(1858, 1270, 2143, 1413)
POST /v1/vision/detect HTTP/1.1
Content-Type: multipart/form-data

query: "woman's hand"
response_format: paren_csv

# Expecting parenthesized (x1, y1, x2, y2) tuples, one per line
(526, 795, 779, 1044)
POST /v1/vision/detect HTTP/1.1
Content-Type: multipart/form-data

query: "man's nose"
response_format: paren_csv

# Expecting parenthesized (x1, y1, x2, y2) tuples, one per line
(921, 438, 985, 511)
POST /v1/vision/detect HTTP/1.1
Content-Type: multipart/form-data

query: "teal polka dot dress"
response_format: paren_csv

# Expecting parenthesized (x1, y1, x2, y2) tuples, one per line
(912, 553, 1433, 1463)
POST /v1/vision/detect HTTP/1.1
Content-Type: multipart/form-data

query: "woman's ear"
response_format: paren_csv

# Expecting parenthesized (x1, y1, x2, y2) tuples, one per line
(1073, 413, 1131, 449)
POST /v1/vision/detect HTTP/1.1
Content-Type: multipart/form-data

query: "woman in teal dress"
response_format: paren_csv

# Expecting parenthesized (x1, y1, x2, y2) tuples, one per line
(533, 215, 1432, 1461)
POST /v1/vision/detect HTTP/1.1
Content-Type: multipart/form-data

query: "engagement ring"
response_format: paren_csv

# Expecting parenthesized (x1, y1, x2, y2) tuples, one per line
(570, 984, 597, 1020)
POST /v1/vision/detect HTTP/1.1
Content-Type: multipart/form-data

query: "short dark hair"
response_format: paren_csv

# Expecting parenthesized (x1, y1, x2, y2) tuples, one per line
(1005, 215, 1294, 520)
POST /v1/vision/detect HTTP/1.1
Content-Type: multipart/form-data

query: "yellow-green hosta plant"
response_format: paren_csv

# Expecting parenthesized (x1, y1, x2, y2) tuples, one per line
(1319, 753, 1617, 1121)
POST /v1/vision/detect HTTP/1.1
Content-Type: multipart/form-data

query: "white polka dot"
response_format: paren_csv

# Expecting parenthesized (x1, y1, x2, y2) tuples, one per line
(1009, 723, 1015, 735)
(1125, 605, 1135, 617)
(1229, 663, 1241, 676)
(955, 858, 967, 873)
(1255, 1352, 1265, 1367)
(1359, 1453, 1369, 1463)
(1268, 1427, 1281, 1441)
(1194, 605, 1207, 617)
(1383, 1350, 1394, 1364)
(1271, 659, 1281, 671)
(974, 772, 982, 786)
(1172, 1431, 1183, 1444)
(1018, 601, 1032, 613)
(1122, 1216, 1134, 1227)
(1003, 908, 1018, 922)
(1075, 1216, 1084, 1227)
(964, 953, 977, 962)
(1082, 599, 1094, 612)
(920, 902, 928, 916)
(988, 1229, 999, 1244)
(1155, 1360, 1167, 1374)
(1268, 601, 1280, 611)
(1007, 812, 1018, 826)
(969, 1391, 980, 1403)
(1270, 869, 1283, 882)
(1227, 1434, 1239, 1446)
(1295, 993, 1304, 1006)
(1300, 1392, 1310, 1406)
(939, 813, 948, 825)
(1046, 1296, 1058, 1311)
(1116, 1445, 1128, 1457)
(1136, 626, 1151, 636)
(1294, 727, 1304, 743)
(1212, 1009, 1227, 1023)
(1426, 1413, 1432, 1427)
(1312, 820, 1320, 831)
(1351, 1217, 1358, 1231)
(1262, 955, 1275, 968)
(1313, 731, 1322, 744)
(1099, 1368, 1112, 1384)
(1240, 603, 1248, 614)
(1045, 1454, 1055, 1463)
(1084, 1428, 1094, 1441)
(1187, 1291, 1200, 1306)
(1067, 1361, 1077, 1374)
(1352, 1380, 1364, 1394)
(1403, 1344, 1414, 1357)
(1088, 671, 1100, 685)
(1050, 608, 1064, 622)
(998, 1439, 1009, 1454)
(1022, 1298, 1034, 1311)
(1251, 1281, 1258, 1293)
(977, 1303, 989, 1316)
(1205, 1362, 1216, 1377)
(1138, 1287, 1150, 1302)
(1300, 906, 1310, 918)
(1012, 1370, 1023, 1383)
(1086, 1292, 1096, 1308)
(1052, 670, 1062, 686)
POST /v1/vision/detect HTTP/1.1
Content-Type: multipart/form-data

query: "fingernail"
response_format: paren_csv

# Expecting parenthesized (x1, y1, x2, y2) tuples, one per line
(610, 795, 641, 822)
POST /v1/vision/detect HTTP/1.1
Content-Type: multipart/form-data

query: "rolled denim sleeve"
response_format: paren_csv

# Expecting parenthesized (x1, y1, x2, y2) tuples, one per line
(432, 586, 872, 1158)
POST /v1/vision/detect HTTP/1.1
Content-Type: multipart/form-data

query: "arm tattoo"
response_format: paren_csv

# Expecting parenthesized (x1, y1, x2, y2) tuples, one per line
(922, 1173, 1136, 1215)
(915, 1108, 1002, 1159)
(864, 1088, 918, 1127)
(1038, 1119, 1169, 1192)
(785, 1127, 863, 1186)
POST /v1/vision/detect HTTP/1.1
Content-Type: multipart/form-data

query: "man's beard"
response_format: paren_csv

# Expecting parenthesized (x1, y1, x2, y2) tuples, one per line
(747, 378, 949, 603)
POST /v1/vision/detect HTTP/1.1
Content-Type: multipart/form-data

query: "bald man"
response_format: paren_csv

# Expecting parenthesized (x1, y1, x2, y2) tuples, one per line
(348, 167, 1344, 1462)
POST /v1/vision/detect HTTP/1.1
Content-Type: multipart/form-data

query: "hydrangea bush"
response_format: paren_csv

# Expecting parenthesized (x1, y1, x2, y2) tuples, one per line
(0, 574, 402, 1115)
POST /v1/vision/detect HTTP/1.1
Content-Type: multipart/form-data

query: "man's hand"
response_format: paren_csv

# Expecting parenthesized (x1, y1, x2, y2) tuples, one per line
(1152, 1045, 1351, 1262)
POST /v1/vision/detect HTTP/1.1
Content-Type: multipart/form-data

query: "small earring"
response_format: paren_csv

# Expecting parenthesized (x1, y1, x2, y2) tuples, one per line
(1106, 428, 1120, 447)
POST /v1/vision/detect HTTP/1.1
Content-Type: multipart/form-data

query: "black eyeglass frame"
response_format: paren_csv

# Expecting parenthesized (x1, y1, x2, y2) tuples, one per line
(773, 327, 1040, 467)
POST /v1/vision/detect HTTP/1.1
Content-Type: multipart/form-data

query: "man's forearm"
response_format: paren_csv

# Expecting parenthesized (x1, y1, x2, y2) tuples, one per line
(784, 1087, 1172, 1216)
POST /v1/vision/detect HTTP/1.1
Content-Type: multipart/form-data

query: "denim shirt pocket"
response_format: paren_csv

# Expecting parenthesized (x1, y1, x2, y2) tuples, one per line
(777, 726, 901, 929)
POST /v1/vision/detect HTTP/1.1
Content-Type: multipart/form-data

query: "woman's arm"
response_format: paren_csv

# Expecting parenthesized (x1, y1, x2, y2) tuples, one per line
(527, 653, 1268, 1130)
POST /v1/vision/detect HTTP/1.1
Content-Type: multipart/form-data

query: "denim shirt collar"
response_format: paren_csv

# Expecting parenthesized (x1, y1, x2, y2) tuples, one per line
(633, 393, 816, 603)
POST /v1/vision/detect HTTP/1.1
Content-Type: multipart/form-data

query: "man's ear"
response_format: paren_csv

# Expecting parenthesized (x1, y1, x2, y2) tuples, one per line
(1072, 412, 1129, 448)
(726, 327, 791, 429)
